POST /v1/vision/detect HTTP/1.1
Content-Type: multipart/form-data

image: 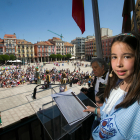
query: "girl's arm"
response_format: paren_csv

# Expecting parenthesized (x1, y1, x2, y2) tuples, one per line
(83, 106, 101, 118)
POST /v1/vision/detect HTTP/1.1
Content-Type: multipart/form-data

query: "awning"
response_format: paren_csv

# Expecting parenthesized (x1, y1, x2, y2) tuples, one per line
(70, 57, 75, 59)
(12, 60, 22, 62)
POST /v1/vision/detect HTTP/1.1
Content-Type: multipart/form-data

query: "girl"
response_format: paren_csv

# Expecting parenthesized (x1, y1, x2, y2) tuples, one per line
(84, 32, 140, 139)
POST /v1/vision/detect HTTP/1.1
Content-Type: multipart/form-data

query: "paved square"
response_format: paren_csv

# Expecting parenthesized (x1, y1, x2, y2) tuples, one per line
(0, 61, 92, 128)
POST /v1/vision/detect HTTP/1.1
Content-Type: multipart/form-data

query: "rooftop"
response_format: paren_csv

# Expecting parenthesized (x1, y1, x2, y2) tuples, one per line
(4, 34, 16, 39)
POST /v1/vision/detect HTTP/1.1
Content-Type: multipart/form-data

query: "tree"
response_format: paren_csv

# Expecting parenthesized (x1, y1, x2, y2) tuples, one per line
(56, 54, 63, 60)
(66, 54, 71, 59)
(49, 54, 56, 60)
(1, 55, 10, 64)
(0, 55, 3, 62)
(9, 54, 16, 60)
(62, 55, 66, 60)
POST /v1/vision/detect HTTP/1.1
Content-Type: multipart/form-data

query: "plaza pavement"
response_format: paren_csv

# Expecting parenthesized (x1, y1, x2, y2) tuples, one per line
(0, 61, 92, 128)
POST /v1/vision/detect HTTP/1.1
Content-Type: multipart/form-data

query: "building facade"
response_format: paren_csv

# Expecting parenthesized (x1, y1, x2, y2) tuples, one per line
(71, 36, 95, 60)
(85, 39, 94, 60)
(71, 37, 85, 59)
(101, 36, 115, 62)
(48, 37, 65, 55)
(4, 34, 17, 55)
(16, 39, 34, 64)
(101, 28, 113, 37)
(64, 42, 75, 57)
(34, 41, 54, 62)
(0, 39, 5, 55)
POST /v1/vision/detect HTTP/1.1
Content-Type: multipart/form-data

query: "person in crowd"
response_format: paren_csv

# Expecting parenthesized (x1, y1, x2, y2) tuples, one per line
(61, 72, 67, 91)
(88, 79, 91, 87)
(84, 32, 140, 140)
(35, 67, 41, 84)
(45, 70, 50, 88)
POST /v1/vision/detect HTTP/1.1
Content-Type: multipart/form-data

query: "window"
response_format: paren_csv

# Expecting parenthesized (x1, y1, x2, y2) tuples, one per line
(6, 49, 8, 52)
(39, 53, 41, 56)
(38, 45, 40, 48)
(22, 50, 24, 53)
(22, 45, 24, 49)
(18, 50, 20, 53)
(42, 46, 44, 48)
(27, 54, 29, 57)
(13, 49, 15, 52)
(46, 53, 47, 56)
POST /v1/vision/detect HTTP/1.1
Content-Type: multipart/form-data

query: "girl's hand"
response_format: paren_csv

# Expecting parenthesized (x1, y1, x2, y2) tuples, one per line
(83, 106, 101, 117)
(83, 106, 95, 113)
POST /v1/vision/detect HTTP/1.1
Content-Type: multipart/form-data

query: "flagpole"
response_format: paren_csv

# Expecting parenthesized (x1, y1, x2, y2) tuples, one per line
(91, 0, 103, 59)
(132, 0, 137, 32)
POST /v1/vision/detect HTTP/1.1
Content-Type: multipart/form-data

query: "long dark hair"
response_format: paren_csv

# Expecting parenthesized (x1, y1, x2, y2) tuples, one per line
(104, 32, 140, 109)
(96, 88, 104, 104)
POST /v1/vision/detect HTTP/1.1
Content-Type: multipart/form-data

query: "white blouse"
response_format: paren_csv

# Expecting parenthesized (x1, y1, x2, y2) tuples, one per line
(102, 87, 126, 114)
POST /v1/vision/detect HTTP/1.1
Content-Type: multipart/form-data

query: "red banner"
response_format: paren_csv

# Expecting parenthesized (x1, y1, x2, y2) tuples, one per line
(72, 0, 85, 34)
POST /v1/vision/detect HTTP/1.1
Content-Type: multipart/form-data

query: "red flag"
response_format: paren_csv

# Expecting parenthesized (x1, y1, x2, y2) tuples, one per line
(72, 0, 85, 34)
(122, 0, 133, 33)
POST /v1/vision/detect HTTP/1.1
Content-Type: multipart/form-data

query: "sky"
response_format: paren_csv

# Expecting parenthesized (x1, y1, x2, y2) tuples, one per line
(0, 0, 137, 43)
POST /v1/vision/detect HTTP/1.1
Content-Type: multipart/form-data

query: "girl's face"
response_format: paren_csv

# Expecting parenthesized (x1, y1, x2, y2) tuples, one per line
(111, 41, 135, 82)
(95, 96, 103, 107)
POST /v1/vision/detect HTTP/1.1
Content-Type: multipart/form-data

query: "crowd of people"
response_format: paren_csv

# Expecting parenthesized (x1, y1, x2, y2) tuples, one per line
(0, 65, 35, 88)
(0, 61, 93, 89)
